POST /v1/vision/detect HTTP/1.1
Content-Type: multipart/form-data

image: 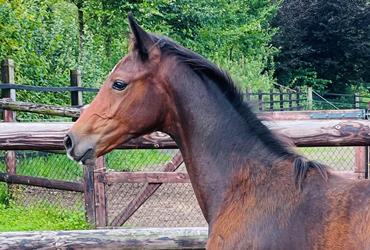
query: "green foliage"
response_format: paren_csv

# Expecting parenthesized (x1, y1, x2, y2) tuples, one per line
(289, 68, 331, 92)
(272, 0, 370, 93)
(1, 0, 279, 110)
(0, 202, 89, 231)
(173, 0, 279, 90)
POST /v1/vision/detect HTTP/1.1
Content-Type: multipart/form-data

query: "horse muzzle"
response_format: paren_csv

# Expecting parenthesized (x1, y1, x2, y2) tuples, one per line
(64, 132, 96, 165)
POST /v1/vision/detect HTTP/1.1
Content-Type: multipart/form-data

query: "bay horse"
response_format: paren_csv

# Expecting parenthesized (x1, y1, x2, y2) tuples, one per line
(65, 14, 370, 249)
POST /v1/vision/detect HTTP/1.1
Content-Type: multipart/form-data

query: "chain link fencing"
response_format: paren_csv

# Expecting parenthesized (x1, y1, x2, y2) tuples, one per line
(0, 151, 84, 209)
(0, 145, 363, 228)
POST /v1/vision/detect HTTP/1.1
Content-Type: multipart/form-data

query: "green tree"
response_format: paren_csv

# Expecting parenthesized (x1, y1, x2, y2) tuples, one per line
(272, 0, 370, 92)
(0, 0, 279, 113)
(0, 0, 79, 115)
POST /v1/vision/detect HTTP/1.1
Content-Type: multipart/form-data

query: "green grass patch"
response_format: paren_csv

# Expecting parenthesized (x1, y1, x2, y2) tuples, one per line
(0, 203, 89, 231)
(106, 150, 173, 171)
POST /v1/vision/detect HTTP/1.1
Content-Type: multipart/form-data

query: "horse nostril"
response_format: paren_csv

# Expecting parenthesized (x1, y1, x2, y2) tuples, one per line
(64, 134, 73, 151)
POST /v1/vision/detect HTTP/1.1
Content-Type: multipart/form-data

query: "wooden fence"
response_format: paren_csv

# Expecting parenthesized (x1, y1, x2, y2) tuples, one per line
(313, 92, 369, 110)
(245, 88, 305, 111)
(0, 227, 209, 249)
(0, 111, 370, 227)
(1, 58, 370, 229)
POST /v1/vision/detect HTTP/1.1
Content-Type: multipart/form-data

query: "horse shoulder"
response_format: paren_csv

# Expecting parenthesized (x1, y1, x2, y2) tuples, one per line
(321, 174, 370, 249)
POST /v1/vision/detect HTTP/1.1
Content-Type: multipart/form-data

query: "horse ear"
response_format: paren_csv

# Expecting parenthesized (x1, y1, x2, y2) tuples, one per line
(128, 13, 153, 61)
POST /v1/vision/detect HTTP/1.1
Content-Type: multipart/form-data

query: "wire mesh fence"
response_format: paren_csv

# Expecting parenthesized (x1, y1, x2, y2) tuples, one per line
(105, 149, 177, 172)
(0, 151, 83, 209)
(299, 147, 356, 171)
(105, 159, 207, 228)
(0, 146, 364, 228)
(244, 88, 307, 111)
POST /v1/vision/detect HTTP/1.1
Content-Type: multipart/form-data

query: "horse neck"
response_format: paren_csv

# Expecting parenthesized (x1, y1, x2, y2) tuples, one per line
(162, 63, 280, 223)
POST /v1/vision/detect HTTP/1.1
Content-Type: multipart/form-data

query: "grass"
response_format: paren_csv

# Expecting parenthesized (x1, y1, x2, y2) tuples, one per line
(0, 203, 89, 231)
(0, 183, 8, 205)
(0, 182, 89, 231)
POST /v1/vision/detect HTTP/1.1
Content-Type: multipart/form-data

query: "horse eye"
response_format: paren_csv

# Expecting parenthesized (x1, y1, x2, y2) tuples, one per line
(112, 80, 128, 91)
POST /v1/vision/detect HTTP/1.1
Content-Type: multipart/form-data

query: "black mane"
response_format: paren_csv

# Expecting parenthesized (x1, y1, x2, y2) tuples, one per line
(149, 34, 327, 189)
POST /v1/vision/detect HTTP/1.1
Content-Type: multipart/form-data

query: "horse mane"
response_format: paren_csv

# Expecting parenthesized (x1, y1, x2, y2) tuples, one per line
(147, 34, 328, 189)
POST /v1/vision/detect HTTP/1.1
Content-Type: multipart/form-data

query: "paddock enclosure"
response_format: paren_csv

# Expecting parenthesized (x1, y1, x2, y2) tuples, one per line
(1, 58, 370, 248)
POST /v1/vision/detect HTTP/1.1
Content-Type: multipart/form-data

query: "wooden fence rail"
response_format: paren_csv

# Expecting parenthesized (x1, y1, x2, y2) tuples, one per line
(0, 227, 208, 249)
(0, 98, 80, 117)
(0, 173, 83, 192)
(0, 99, 364, 120)
(0, 120, 370, 151)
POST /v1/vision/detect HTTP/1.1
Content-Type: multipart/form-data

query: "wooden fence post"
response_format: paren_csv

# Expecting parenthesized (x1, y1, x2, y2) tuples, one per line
(366, 101, 370, 179)
(258, 90, 263, 111)
(354, 100, 369, 179)
(78, 101, 96, 227)
(355, 147, 366, 179)
(279, 87, 284, 111)
(307, 87, 313, 110)
(94, 156, 107, 227)
(296, 87, 300, 110)
(288, 90, 293, 111)
(366, 146, 369, 179)
(269, 89, 274, 111)
(70, 70, 82, 121)
(1, 59, 17, 195)
(354, 93, 360, 109)
(83, 163, 96, 227)
(245, 87, 251, 102)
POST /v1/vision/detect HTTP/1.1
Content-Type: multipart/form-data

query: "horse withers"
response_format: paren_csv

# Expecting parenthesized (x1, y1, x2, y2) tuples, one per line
(65, 14, 370, 249)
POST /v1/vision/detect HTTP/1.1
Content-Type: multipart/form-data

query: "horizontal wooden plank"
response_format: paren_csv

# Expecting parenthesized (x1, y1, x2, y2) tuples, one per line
(0, 123, 176, 150)
(1, 120, 370, 151)
(0, 227, 208, 249)
(109, 152, 185, 227)
(268, 120, 370, 146)
(0, 98, 80, 117)
(247, 92, 298, 96)
(102, 172, 190, 184)
(258, 109, 364, 120)
(0, 99, 362, 121)
(0, 173, 84, 192)
(259, 99, 306, 104)
(102, 170, 361, 185)
(0, 99, 358, 121)
(1, 118, 370, 151)
(0, 84, 98, 93)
